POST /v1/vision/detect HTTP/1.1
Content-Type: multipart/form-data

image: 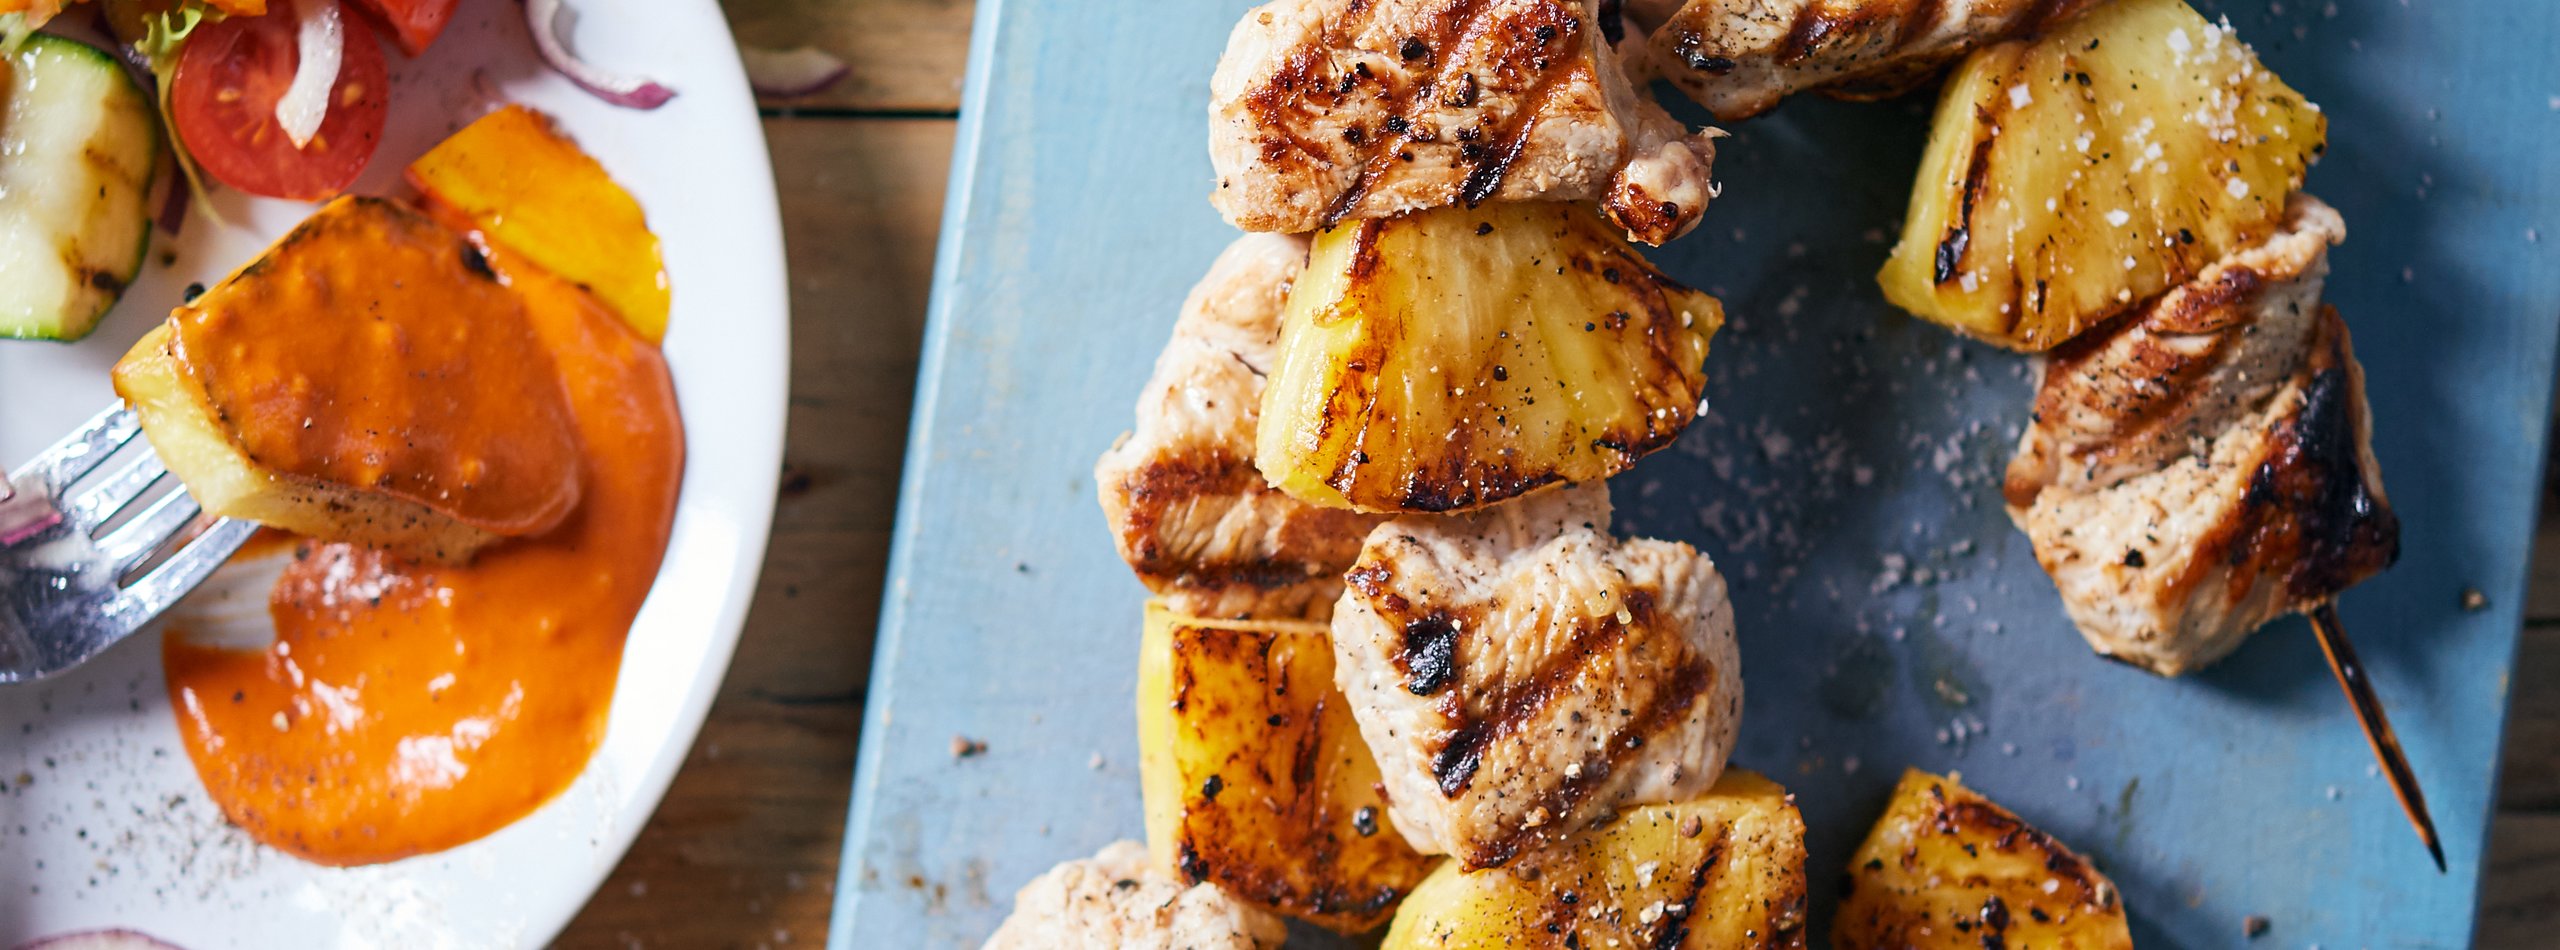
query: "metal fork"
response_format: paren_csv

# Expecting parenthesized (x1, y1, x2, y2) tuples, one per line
(0, 404, 257, 684)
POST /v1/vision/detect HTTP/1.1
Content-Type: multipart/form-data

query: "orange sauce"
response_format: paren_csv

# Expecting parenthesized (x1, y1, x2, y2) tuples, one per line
(163, 246, 684, 866)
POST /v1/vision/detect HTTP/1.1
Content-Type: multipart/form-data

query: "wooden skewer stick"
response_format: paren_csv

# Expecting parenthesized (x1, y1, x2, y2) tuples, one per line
(2305, 601, 2444, 873)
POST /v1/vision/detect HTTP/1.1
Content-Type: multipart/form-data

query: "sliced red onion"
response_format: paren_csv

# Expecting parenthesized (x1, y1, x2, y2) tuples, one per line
(275, 0, 345, 149)
(12, 929, 186, 950)
(157, 162, 191, 234)
(0, 472, 58, 548)
(741, 45, 847, 98)
(524, 0, 675, 110)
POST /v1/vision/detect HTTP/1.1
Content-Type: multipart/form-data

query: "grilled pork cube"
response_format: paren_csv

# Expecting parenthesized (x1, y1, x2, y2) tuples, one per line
(983, 840, 1287, 950)
(2009, 304, 2398, 675)
(1330, 482, 1745, 869)
(1096, 234, 1386, 620)
(1633, 0, 2102, 121)
(1210, 0, 1718, 245)
(2007, 195, 2345, 500)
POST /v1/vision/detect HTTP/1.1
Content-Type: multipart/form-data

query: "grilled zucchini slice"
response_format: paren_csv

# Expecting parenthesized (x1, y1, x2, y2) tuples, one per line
(0, 32, 158, 341)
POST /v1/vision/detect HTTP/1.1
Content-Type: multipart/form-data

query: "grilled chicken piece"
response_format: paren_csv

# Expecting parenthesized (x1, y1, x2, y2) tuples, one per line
(2008, 196, 2345, 500)
(1330, 482, 1745, 868)
(1209, 0, 1719, 245)
(2008, 303, 2397, 676)
(1096, 234, 1387, 621)
(983, 840, 1288, 950)
(1632, 0, 2101, 121)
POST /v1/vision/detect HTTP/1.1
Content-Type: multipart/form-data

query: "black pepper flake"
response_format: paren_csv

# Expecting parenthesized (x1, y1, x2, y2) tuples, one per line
(1201, 774, 1224, 802)
(1476, 222, 1494, 236)
(2122, 548, 2147, 568)
(1982, 895, 2011, 932)
(1353, 805, 1379, 837)
(1383, 115, 1410, 134)
(1399, 37, 1428, 60)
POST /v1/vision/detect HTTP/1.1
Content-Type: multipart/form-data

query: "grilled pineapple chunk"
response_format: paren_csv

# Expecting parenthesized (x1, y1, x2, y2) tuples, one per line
(1835, 770, 2133, 950)
(1137, 601, 1435, 932)
(113, 197, 584, 564)
(1382, 770, 1809, 949)
(1257, 202, 1721, 514)
(1878, 0, 2325, 351)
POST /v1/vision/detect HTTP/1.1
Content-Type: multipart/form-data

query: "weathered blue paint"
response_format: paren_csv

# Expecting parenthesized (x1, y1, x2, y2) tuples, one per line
(832, 2, 2560, 946)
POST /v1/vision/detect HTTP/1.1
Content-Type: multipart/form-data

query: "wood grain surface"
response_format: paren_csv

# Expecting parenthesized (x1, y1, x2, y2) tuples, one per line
(559, 0, 2560, 944)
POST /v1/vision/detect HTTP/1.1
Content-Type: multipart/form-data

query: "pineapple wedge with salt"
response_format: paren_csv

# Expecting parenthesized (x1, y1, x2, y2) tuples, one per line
(1257, 202, 1721, 514)
(1878, 0, 2325, 351)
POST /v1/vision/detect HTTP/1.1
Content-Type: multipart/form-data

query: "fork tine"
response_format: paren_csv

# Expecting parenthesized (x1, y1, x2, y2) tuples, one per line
(108, 518, 259, 629)
(65, 454, 169, 534)
(11, 405, 141, 494)
(95, 488, 202, 574)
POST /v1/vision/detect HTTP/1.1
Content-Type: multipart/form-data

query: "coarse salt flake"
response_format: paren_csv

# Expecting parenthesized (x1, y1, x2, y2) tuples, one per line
(2226, 177, 2251, 199)
(2104, 209, 2131, 227)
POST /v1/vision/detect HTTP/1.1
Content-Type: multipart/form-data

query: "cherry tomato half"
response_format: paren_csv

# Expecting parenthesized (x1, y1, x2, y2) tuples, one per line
(350, 0, 458, 57)
(170, 10, 390, 201)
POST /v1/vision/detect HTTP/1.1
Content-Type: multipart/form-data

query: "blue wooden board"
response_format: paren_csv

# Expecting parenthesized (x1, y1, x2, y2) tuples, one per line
(830, 1, 2560, 946)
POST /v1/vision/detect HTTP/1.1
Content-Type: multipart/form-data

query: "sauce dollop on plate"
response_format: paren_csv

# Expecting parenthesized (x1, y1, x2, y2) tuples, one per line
(163, 248, 684, 866)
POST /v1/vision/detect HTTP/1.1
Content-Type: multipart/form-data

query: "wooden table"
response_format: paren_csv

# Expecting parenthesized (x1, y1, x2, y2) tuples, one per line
(558, 1, 2560, 943)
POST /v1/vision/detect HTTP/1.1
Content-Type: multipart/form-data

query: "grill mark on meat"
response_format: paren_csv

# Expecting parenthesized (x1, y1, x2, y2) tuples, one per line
(1412, 587, 1718, 868)
(1400, 614, 1463, 694)
(1778, 0, 1887, 67)
(1315, 0, 1501, 228)
(2032, 265, 2269, 460)
(1457, 4, 1591, 207)
(1112, 446, 1373, 610)
(2146, 263, 2266, 335)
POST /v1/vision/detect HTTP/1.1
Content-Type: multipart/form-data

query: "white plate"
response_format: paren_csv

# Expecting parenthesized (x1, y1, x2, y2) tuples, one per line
(0, 1, 787, 944)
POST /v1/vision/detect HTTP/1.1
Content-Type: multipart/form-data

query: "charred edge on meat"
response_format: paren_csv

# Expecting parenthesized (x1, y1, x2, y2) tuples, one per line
(2239, 308, 2398, 603)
